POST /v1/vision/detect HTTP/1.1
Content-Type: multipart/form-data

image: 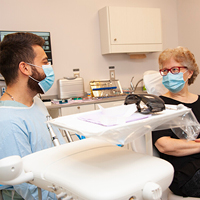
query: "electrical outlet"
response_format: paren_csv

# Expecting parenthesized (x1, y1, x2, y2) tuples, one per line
(110, 70, 115, 80)
(73, 68, 80, 78)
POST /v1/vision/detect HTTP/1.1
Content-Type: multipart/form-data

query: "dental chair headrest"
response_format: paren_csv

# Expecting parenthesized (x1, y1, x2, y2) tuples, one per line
(143, 70, 168, 96)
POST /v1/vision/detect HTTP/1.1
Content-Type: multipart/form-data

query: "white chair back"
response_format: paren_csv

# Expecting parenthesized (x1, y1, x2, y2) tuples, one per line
(143, 70, 168, 96)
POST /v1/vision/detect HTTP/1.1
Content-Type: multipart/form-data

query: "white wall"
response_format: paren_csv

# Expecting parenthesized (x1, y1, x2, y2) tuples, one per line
(177, 0, 200, 94)
(0, 0, 179, 97)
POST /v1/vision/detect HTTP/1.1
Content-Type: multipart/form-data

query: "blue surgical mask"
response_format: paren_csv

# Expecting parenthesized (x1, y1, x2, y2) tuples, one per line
(26, 63, 55, 93)
(162, 71, 187, 93)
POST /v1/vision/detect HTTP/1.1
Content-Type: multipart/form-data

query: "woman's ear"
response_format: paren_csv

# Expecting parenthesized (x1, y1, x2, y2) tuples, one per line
(18, 62, 31, 76)
(188, 70, 194, 79)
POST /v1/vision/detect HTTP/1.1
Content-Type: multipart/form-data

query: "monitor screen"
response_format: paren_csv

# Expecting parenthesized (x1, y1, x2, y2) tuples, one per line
(0, 31, 53, 64)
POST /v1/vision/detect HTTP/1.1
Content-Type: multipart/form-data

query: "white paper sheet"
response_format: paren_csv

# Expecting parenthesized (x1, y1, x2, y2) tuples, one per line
(78, 104, 150, 126)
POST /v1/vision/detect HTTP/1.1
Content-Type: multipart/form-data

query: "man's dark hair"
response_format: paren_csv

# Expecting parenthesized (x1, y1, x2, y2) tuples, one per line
(0, 32, 45, 85)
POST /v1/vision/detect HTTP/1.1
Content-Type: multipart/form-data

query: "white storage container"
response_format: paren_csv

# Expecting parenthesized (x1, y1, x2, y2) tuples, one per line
(58, 77, 84, 99)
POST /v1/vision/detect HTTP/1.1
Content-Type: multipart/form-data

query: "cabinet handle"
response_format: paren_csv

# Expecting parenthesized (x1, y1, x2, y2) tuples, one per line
(77, 106, 80, 109)
(114, 38, 117, 41)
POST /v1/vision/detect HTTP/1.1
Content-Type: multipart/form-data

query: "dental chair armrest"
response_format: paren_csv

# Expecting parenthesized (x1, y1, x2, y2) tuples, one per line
(0, 155, 34, 185)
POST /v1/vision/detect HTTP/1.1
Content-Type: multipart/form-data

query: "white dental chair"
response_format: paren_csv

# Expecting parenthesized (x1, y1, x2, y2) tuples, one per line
(0, 137, 174, 200)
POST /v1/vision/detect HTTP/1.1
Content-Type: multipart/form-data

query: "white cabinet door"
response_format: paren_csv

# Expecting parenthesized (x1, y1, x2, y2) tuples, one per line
(95, 100, 124, 110)
(61, 104, 95, 116)
(99, 6, 162, 54)
(108, 7, 162, 45)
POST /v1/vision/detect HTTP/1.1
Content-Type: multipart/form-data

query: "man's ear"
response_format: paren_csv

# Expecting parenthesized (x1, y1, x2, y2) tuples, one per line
(18, 62, 31, 76)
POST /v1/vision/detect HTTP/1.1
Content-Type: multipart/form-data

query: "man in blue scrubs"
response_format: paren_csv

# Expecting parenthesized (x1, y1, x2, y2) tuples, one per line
(0, 32, 65, 199)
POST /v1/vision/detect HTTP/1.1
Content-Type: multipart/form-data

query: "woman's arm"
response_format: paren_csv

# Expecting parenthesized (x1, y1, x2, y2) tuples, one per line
(155, 136, 200, 156)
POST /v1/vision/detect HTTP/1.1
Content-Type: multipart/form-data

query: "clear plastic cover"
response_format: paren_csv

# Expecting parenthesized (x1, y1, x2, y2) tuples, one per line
(154, 106, 200, 140)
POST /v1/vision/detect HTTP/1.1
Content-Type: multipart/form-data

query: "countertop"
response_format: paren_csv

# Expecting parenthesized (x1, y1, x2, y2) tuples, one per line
(45, 95, 128, 109)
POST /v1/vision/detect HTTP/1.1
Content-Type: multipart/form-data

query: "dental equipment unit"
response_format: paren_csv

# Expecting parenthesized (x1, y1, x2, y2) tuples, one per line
(0, 104, 199, 200)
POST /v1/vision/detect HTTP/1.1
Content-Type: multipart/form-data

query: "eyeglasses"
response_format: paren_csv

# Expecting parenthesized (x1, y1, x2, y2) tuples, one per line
(159, 66, 188, 76)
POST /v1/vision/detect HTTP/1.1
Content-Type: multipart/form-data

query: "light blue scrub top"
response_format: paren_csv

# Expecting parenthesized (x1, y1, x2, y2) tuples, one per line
(0, 96, 65, 200)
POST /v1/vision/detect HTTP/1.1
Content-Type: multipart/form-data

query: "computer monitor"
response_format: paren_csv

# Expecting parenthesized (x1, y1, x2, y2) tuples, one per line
(0, 31, 53, 64)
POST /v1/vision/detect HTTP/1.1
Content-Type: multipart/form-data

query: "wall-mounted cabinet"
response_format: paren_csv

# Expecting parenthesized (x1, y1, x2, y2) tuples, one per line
(98, 6, 162, 55)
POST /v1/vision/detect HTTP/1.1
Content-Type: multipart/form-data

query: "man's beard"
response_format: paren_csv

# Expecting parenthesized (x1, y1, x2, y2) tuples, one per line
(28, 66, 46, 94)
